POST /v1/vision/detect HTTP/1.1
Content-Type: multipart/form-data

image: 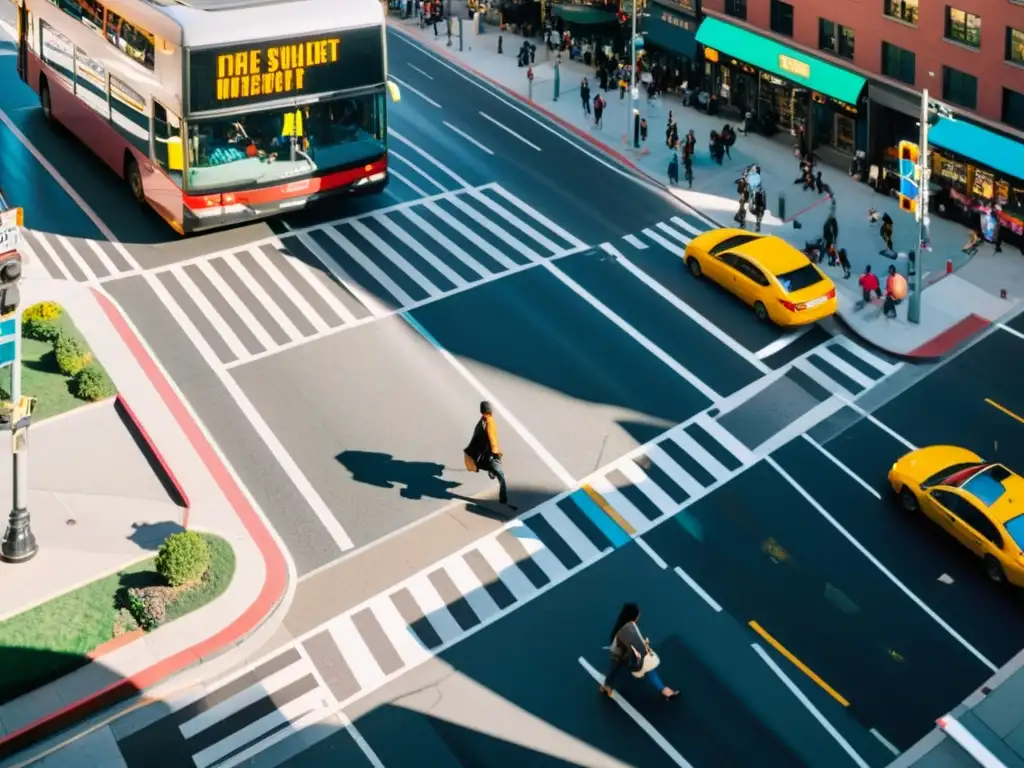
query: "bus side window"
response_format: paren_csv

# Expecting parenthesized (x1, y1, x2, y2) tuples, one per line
(79, 0, 104, 33)
(153, 102, 183, 186)
(104, 10, 120, 46)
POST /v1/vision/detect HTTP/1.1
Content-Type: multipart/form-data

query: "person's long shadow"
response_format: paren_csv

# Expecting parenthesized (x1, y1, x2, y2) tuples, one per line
(336, 450, 462, 501)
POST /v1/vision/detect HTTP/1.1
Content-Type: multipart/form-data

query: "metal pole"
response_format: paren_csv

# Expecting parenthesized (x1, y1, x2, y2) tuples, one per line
(908, 88, 929, 324)
(627, 0, 638, 145)
(2, 312, 37, 563)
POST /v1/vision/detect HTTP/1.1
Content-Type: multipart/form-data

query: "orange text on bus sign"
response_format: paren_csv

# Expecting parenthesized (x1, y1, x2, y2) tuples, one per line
(215, 38, 341, 101)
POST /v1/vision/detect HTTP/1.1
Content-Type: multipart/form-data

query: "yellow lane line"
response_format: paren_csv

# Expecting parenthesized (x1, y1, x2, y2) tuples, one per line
(749, 621, 850, 708)
(581, 483, 636, 535)
(985, 398, 1024, 426)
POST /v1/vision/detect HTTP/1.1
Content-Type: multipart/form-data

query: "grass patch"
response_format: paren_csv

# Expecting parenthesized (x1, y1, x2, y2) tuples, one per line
(0, 312, 114, 422)
(0, 533, 235, 705)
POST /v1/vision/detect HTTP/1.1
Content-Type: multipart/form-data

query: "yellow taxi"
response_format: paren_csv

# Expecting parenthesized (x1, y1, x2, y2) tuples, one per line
(684, 229, 837, 327)
(888, 445, 1024, 585)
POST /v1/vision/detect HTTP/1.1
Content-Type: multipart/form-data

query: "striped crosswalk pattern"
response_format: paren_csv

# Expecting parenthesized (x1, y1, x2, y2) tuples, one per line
(787, 333, 900, 401)
(116, 410, 753, 768)
(142, 183, 586, 369)
(620, 215, 706, 252)
(17, 229, 140, 283)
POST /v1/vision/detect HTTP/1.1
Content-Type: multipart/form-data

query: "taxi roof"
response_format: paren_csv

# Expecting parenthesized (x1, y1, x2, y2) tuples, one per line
(988, 472, 1024, 523)
(732, 235, 809, 275)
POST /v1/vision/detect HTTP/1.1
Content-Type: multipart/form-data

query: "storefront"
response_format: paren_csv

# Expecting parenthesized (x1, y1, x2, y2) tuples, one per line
(638, 0, 699, 88)
(695, 16, 866, 156)
(927, 117, 1024, 252)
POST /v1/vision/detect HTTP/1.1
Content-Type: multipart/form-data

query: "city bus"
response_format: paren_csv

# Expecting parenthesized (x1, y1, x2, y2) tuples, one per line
(13, 0, 397, 233)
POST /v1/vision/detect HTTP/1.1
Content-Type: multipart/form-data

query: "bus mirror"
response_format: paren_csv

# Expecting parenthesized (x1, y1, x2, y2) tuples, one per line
(387, 81, 401, 103)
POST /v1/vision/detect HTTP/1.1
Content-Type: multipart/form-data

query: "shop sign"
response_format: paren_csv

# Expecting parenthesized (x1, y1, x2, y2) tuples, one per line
(704, 47, 719, 62)
(761, 71, 785, 86)
(657, 10, 694, 32)
(778, 54, 810, 79)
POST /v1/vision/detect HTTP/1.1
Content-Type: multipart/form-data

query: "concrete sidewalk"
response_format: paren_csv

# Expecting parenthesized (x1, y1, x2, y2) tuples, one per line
(389, 17, 1024, 359)
(0, 268, 293, 762)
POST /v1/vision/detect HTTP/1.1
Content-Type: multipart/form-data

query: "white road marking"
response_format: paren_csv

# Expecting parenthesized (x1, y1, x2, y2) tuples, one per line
(475, 536, 537, 602)
(405, 577, 463, 645)
(938, 573, 954, 585)
(642, 227, 683, 253)
(442, 556, 501, 623)
(399, 207, 490, 278)
(390, 129, 471, 187)
(833, 335, 901, 376)
(623, 234, 648, 249)
(752, 644, 870, 768)
(31, 232, 74, 281)
(247, 246, 331, 333)
(815, 348, 877, 390)
(673, 566, 722, 612)
(635, 537, 667, 569)
(756, 327, 811, 360)
(85, 238, 119, 276)
(327, 614, 387, 691)
(348, 219, 442, 297)
(670, 216, 704, 237)
(486, 183, 587, 249)
(292, 233, 384, 321)
(751, 397, 844, 458)
(389, 168, 429, 197)
(766, 457, 998, 672)
(407, 63, 434, 80)
(578, 658, 694, 767)
(319, 226, 415, 306)
(170, 267, 249, 360)
(222, 255, 304, 342)
(197, 260, 277, 350)
(999, 323, 1024, 342)
(373, 213, 469, 288)
(870, 727, 901, 756)
(442, 121, 495, 155)
(601, 243, 770, 374)
(401, 312, 576, 489)
(446, 195, 541, 261)
(421, 200, 517, 270)
(801, 434, 882, 500)
(389, 150, 449, 192)
(837, 395, 917, 451)
(655, 222, 690, 247)
(466, 190, 562, 254)
(56, 234, 97, 280)
(478, 111, 542, 151)
(388, 74, 441, 107)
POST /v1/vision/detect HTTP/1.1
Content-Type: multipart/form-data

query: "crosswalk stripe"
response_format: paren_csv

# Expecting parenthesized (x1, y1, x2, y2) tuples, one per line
(446, 196, 541, 263)
(279, 237, 364, 324)
(486, 183, 587, 249)
(670, 216, 705, 237)
(815, 347, 876, 390)
(404, 577, 463, 645)
(296, 232, 391, 319)
(669, 428, 732, 481)
(247, 246, 331, 333)
(197, 260, 277, 351)
(327, 614, 386, 692)
(226, 255, 305, 342)
(588, 475, 652, 533)
(373, 213, 470, 288)
(475, 536, 536, 602)
(349, 219, 442, 298)
(693, 412, 756, 466)
(55, 234, 98, 280)
(422, 200, 518, 271)
(442, 556, 502, 624)
(171, 268, 250, 360)
(623, 234, 648, 249)
(616, 458, 676, 515)
(368, 594, 432, 668)
(320, 226, 414, 306)
(399, 208, 492, 279)
(541, 505, 602, 562)
(655, 222, 690, 246)
(389, 149, 448, 193)
(85, 238, 119, 275)
(31, 232, 74, 280)
(467, 189, 563, 255)
(793, 357, 854, 399)
(508, 520, 568, 581)
(834, 334, 899, 375)
(642, 227, 683, 253)
(643, 444, 704, 497)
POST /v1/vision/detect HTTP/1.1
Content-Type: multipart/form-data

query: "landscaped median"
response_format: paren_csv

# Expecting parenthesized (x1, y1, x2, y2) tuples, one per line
(0, 530, 236, 705)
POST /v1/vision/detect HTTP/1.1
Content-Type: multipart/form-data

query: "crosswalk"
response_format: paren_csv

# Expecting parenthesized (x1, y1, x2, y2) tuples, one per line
(785, 332, 900, 401)
(620, 214, 707, 253)
(115, 410, 753, 768)
(17, 228, 140, 282)
(144, 183, 585, 369)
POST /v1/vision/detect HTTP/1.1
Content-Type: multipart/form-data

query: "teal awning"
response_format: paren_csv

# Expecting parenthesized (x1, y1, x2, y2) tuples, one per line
(551, 4, 617, 24)
(642, 7, 697, 58)
(929, 118, 1024, 181)
(696, 16, 865, 104)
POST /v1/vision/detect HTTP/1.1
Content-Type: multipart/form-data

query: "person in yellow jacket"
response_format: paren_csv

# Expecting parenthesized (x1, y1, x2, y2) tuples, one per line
(464, 401, 514, 509)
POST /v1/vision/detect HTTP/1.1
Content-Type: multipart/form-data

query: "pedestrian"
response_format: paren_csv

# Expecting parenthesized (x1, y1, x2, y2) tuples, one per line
(836, 247, 852, 279)
(683, 153, 693, 188)
(599, 603, 679, 701)
(882, 265, 901, 318)
(593, 93, 604, 128)
(463, 401, 515, 509)
(580, 78, 591, 115)
(721, 123, 735, 159)
(683, 128, 695, 158)
(858, 265, 881, 309)
(665, 112, 674, 148)
(639, 117, 648, 143)
(880, 213, 894, 254)
(751, 185, 766, 232)
(822, 212, 838, 250)
(667, 152, 679, 186)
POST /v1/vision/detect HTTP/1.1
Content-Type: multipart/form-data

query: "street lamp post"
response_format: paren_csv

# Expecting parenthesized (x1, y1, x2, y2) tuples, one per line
(908, 88, 931, 324)
(626, 0, 638, 146)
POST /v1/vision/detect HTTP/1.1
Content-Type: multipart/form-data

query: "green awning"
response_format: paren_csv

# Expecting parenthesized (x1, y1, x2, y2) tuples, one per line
(641, 7, 697, 58)
(696, 16, 865, 104)
(551, 4, 617, 24)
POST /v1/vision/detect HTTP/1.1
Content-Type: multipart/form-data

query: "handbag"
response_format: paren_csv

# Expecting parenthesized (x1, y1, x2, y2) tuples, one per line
(463, 452, 478, 472)
(631, 640, 661, 678)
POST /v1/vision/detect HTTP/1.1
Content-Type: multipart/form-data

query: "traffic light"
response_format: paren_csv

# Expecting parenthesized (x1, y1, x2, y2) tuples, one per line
(0, 253, 21, 316)
(897, 140, 920, 215)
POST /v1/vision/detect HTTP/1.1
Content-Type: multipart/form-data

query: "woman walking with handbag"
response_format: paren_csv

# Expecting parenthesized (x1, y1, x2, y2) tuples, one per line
(599, 603, 679, 701)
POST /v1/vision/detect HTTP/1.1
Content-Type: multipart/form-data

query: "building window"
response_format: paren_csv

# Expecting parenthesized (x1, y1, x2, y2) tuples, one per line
(725, 0, 747, 20)
(1008, 28, 1024, 64)
(819, 19, 855, 59)
(771, 0, 794, 37)
(884, 0, 918, 24)
(881, 41, 915, 84)
(946, 7, 981, 47)
(1004, 89, 1024, 130)
(943, 66, 977, 109)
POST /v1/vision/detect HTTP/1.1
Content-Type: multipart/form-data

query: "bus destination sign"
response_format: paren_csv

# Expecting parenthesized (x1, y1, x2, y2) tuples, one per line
(188, 27, 384, 113)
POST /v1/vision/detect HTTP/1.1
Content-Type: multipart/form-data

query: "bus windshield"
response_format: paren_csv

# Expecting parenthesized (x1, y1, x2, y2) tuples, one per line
(185, 92, 385, 194)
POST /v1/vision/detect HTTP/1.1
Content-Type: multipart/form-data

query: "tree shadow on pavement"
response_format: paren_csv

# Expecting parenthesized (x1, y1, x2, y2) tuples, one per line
(127, 521, 185, 551)
(336, 450, 461, 500)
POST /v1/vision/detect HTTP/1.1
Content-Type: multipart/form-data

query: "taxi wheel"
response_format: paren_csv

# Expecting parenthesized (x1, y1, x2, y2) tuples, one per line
(753, 301, 769, 323)
(687, 258, 702, 278)
(898, 488, 919, 512)
(984, 555, 1006, 584)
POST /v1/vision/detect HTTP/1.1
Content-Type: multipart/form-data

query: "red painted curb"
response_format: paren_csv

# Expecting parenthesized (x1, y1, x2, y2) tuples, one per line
(115, 393, 191, 518)
(88, 629, 145, 661)
(0, 290, 289, 760)
(909, 313, 990, 358)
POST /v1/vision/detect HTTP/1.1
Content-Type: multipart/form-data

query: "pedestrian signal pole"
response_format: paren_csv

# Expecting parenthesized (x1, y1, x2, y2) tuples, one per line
(908, 89, 931, 324)
(0, 206, 36, 563)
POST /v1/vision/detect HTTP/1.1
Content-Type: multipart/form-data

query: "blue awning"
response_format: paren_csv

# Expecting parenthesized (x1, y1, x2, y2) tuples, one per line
(641, 6, 697, 58)
(928, 118, 1024, 181)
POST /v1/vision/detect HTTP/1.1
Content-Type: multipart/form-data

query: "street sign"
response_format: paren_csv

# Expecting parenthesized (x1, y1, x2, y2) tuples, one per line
(0, 318, 16, 368)
(897, 141, 919, 214)
(0, 208, 23, 256)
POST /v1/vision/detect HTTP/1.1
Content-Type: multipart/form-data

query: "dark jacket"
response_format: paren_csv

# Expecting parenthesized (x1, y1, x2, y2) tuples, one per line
(465, 415, 500, 464)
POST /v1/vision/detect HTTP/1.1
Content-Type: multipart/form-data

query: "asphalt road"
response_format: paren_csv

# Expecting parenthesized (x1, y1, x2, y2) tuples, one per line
(4, 13, 1024, 767)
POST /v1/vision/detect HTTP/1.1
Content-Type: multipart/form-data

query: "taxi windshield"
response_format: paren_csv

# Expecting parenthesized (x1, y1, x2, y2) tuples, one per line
(961, 466, 1010, 506)
(776, 264, 823, 293)
(1005, 514, 1024, 552)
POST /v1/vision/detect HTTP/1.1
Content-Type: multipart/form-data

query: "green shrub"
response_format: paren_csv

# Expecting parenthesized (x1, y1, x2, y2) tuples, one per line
(156, 531, 210, 588)
(52, 331, 92, 376)
(72, 366, 115, 401)
(127, 586, 171, 630)
(22, 301, 63, 324)
(23, 317, 62, 342)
